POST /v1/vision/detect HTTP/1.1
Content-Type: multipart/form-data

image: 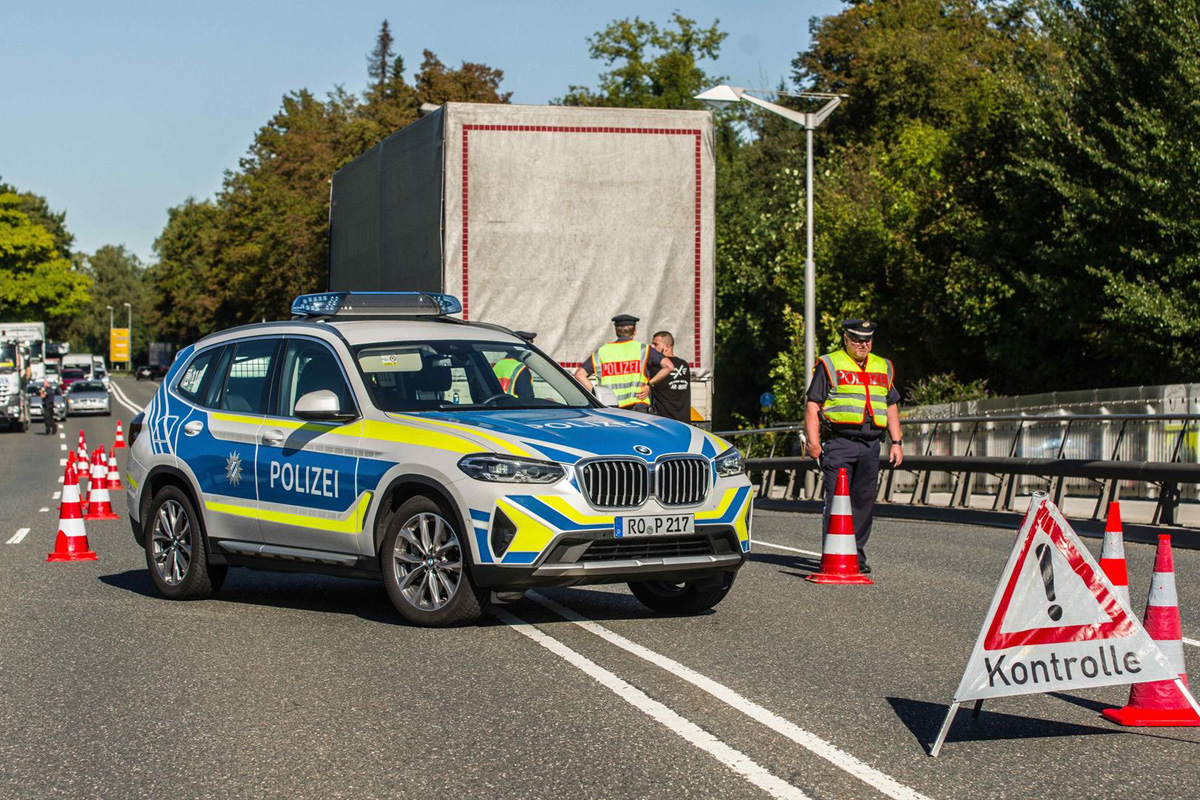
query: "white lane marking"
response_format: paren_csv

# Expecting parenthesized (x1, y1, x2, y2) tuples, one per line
(530, 593, 932, 800)
(497, 608, 812, 800)
(57, 476, 63, 483)
(6, 528, 30, 544)
(59, 458, 67, 467)
(38, 507, 49, 513)
(108, 382, 143, 415)
(52, 492, 61, 500)
(60, 444, 66, 451)
(755, 539, 822, 558)
(1184, 638, 1200, 648)
(59, 432, 65, 439)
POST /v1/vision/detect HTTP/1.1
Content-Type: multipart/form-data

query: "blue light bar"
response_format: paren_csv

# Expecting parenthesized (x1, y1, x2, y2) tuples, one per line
(291, 292, 463, 318)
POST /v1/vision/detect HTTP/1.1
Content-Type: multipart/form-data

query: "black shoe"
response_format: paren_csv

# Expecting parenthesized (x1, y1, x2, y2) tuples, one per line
(858, 563, 872, 574)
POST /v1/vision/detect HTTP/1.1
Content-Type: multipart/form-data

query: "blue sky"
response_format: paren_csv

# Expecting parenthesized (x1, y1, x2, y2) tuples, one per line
(2, 1, 843, 264)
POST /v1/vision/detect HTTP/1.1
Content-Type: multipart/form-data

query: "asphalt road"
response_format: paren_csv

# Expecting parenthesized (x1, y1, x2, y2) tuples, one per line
(1, 376, 1198, 800)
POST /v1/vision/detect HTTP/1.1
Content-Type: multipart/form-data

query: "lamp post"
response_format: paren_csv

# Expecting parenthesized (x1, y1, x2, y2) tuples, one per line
(123, 302, 132, 371)
(694, 84, 845, 383)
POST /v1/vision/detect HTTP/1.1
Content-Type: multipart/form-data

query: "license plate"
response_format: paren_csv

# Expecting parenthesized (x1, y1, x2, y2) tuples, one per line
(615, 514, 694, 537)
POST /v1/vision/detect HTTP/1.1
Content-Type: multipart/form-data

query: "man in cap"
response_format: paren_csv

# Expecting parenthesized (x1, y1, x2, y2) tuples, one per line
(575, 314, 673, 412)
(804, 319, 903, 573)
(492, 332, 537, 399)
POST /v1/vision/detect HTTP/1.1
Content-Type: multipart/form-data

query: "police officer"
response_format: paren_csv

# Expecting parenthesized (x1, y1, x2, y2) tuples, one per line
(492, 331, 536, 399)
(574, 314, 673, 412)
(804, 319, 903, 573)
(40, 380, 56, 435)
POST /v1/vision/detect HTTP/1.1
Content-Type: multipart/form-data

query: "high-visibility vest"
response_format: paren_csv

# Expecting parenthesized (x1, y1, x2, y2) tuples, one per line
(594, 340, 650, 408)
(492, 358, 528, 396)
(817, 350, 892, 429)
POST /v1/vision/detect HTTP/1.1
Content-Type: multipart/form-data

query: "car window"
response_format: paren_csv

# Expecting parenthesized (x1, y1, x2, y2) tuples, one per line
(278, 339, 355, 418)
(355, 340, 590, 412)
(176, 347, 221, 403)
(215, 339, 278, 415)
(68, 381, 106, 393)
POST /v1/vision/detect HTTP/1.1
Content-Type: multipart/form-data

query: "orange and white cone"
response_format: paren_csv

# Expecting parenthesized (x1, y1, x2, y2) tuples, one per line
(74, 435, 90, 479)
(84, 447, 119, 521)
(113, 420, 126, 448)
(1098, 501, 1130, 610)
(107, 450, 122, 490)
(806, 468, 873, 585)
(1103, 534, 1200, 726)
(47, 463, 96, 562)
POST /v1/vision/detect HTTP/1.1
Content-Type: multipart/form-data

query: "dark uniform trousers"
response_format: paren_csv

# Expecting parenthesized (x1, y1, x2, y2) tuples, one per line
(820, 437, 881, 562)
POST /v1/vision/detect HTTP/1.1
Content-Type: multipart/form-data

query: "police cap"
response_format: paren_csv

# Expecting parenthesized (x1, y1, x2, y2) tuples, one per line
(611, 314, 639, 325)
(842, 319, 878, 340)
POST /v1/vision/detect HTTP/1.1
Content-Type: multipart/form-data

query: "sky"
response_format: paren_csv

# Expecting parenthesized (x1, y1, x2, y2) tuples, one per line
(2, 0, 843, 264)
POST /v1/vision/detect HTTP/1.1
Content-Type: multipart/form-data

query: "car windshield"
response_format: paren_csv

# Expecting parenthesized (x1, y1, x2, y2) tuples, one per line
(68, 381, 106, 393)
(354, 339, 594, 412)
(62, 370, 85, 379)
(29, 383, 59, 395)
(0, 344, 15, 373)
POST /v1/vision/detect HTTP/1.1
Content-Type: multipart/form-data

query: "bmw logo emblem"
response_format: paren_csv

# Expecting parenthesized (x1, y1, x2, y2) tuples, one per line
(634, 445, 652, 455)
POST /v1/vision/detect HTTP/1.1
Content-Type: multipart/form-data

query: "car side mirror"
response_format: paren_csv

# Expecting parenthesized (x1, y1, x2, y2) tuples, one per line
(594, 386, 621, 407)
(294, 390, 356, 421)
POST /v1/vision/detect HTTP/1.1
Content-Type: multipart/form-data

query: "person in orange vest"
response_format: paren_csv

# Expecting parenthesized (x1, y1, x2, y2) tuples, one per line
(804, 319, 904, 573)
(574, 314, 673, 413)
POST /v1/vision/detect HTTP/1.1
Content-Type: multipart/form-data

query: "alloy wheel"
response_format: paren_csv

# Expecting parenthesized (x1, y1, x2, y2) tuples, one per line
(151, 499, 192, 586)
(392, 512, 463, 612)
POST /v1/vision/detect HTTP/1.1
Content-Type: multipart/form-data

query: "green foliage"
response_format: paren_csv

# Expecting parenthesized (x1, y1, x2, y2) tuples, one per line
(905, 372, 989, 406)
(559, 12, 726, 109)
(61, 245, 147, 361)
(0, 192, 90, 327)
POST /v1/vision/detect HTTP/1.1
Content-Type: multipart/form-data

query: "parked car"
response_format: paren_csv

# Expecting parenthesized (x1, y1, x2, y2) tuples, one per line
(136, 365, 153, 380)
(65, 380, 111, 416)
(28, 382, 67, 422)
(60, 368, 86, 389)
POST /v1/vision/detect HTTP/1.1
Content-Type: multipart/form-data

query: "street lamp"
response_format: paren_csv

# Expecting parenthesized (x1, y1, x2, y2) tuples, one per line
(695, 84, 845, 383)
(105, 304, 114, 331)
(123, 302, 132, 370)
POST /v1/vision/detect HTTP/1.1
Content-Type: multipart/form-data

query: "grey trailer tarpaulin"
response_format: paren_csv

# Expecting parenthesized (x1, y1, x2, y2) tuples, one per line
(330, 103, 715, 379)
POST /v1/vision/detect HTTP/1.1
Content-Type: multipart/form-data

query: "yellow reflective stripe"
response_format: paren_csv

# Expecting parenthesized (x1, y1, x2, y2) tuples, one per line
(364, 419, 477, 454)
(538, 496, 613, 526)
(211, 412, 263, 426)
(696, 487, 738, 521)
(205, 491, 373, 534)
(496, 498, 556, 554)
(125, 473, 139, 490)
(393, 414, 533, 457)
(704, 432, 731, 454)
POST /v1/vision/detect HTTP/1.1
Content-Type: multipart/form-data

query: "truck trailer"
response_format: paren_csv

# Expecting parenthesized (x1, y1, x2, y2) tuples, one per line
(329, 102, 716, 420)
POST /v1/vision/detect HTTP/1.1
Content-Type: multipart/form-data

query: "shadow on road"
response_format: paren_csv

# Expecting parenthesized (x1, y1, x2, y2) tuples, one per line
(99, 567, 402, 626)
(748, 550, 821, 575)
(886, 696, 1121, 755)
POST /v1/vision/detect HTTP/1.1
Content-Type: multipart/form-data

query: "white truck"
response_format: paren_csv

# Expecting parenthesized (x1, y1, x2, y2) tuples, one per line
(0, 322, 46, 383)
(328, 102, 716, 421)
(0, 339, 31, 431)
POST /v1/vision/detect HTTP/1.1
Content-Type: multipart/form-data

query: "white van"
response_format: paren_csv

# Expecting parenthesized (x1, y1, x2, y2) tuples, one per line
(92, 355, 110, 389)
(62, 354, 93, 378)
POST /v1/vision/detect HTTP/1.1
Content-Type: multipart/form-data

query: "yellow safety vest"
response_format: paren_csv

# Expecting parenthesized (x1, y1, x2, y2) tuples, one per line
(818, 350, 892, 429)
(594, 340, 650, 408)
(492, 358, 528, 396)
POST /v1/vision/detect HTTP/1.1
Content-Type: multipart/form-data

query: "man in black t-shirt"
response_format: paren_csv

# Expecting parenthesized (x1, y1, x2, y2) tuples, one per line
(649, 331, 692, 422)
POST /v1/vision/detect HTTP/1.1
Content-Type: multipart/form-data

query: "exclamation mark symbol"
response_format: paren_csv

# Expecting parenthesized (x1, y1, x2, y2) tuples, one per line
(1036, 543, 1063, 621)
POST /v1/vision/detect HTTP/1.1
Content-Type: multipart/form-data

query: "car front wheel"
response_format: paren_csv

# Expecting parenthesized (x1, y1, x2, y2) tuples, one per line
(628, 572, 737, 615)
(145, 485, 227, 600)
(381, 496, 487, 627)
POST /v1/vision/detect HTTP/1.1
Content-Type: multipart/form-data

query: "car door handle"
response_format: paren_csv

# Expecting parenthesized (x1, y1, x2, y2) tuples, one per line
(262, 429, 284, 446)
(183, 420, 204, 437)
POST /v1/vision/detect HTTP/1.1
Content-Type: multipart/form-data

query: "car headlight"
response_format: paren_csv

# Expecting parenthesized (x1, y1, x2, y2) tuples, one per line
(458, 454, 565, 484)
(714, 447, 744, 478)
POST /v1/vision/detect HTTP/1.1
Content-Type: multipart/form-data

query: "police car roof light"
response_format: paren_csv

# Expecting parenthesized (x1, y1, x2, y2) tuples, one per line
(291, 292, 463, 318)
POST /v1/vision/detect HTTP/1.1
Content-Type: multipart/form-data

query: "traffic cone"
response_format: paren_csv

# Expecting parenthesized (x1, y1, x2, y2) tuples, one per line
(74, 436, 89, 479)
(1102, 534, 1200, 726)
(76, 429, 88, 462)
(1098, 502, 1130, 611)
(107, 450, 122, 490)
(113, 420, 126, 449)
(84, 447, 119, 521)
(46, 463, 96, 562)
(806, 468, 873, 585)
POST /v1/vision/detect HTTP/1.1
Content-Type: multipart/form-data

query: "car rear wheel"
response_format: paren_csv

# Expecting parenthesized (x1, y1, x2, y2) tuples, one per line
(381, 496, 486, 627)
(628, 572, 737, 615)
(145, 485, 227, 600)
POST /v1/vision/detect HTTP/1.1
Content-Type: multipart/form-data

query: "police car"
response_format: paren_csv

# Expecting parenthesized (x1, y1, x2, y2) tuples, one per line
(125, 293, 752, 626)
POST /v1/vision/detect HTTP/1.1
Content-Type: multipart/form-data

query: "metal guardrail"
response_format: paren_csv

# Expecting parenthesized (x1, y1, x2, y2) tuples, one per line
(719, 414, 1200, 527)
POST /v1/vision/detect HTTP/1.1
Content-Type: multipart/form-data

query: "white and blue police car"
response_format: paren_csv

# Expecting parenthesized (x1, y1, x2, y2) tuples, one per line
(125, 293, 752, 626)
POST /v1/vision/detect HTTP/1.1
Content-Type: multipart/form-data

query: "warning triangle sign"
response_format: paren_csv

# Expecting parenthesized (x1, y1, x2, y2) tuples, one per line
(952, 496, 1177, 703)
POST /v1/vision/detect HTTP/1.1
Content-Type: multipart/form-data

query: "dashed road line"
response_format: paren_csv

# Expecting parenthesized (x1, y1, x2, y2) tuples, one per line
(38, 508, 49, 513)
(529, 593, 932, 800)
(59, 443, 66, 451)
(58, 432, 65, 439)
(6, 528, 30, 545)
(755, 539, 822, 557)
(53, 491, 61, 500)
(1184, 638, 1200, 648)
(59, 458, 67, 466)
(497, 608, 813, 800)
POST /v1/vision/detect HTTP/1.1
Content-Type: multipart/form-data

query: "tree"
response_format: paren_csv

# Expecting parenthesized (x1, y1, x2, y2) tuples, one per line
(0, 177, 76, 260)
(367, 20, 396, 89)
(0, 192, 90, 327)
(559, 13, 726, 109)
(62, 245, 147, 360)
(146, 198, 221, 347)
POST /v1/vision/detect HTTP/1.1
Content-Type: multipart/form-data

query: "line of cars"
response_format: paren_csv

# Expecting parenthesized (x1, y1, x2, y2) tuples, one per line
(30, 378, 111, 421)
